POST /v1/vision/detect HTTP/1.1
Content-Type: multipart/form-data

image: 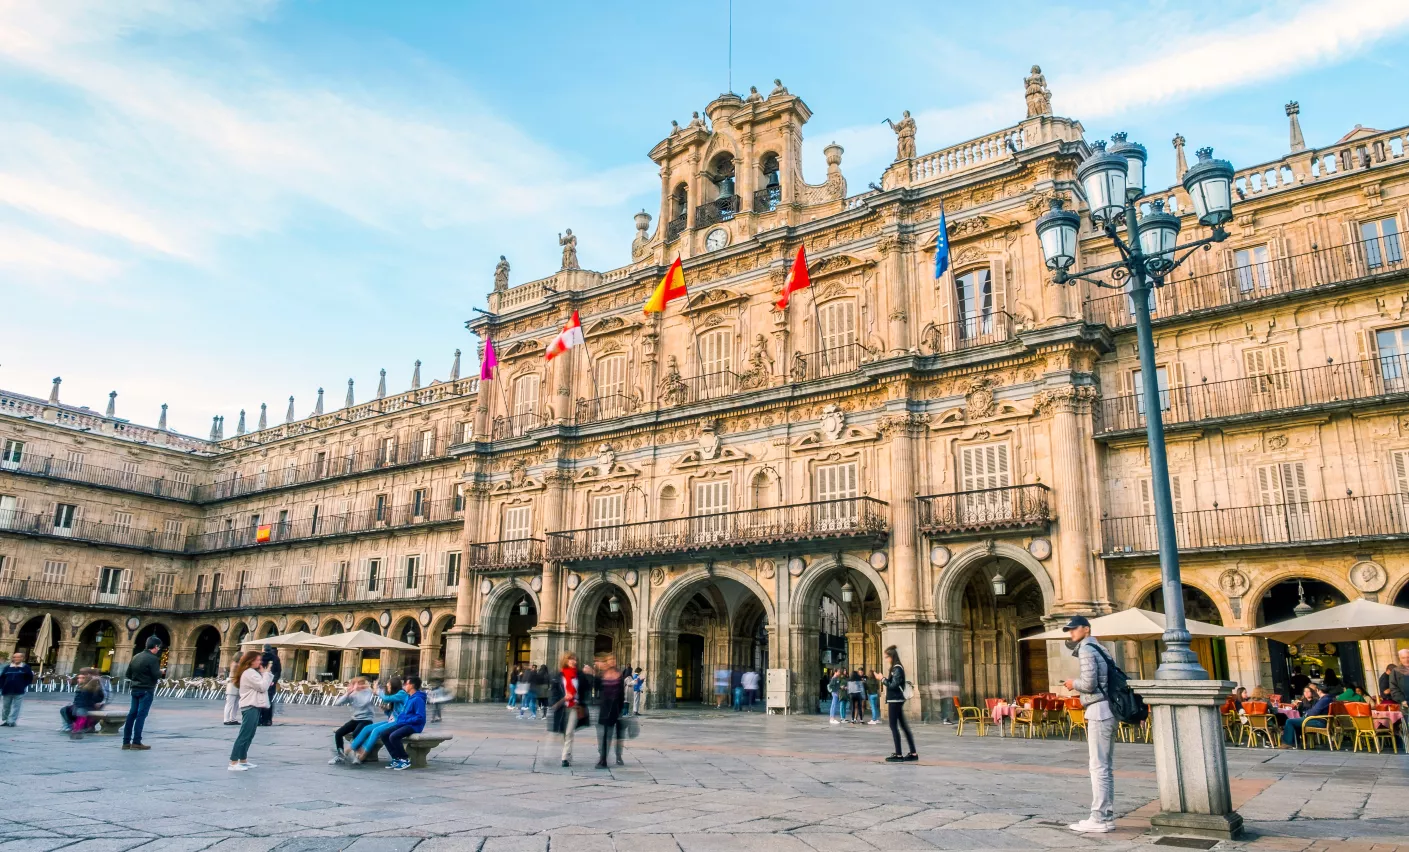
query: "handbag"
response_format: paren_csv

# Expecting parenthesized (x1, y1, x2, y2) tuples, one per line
(576, 703, 591, 726)
(902, 682, 915, 701)
(624, 716, 641, 739)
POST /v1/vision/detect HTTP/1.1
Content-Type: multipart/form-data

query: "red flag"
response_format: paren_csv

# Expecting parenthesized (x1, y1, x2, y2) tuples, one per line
(255, 524, 272, 543)
(775, 246, 811, 310)
(644, 257, 688, 314)
(545, 311, 585, 361)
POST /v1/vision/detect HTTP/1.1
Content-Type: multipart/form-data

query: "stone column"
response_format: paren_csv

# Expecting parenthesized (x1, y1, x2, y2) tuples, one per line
(307, 649, 327, 681)
(1134, 679, 1244, 840)
(844, 631, 866, 672)
(110, 642, 134, 679)
(445, 477, 487, 698)
(340, 652, 360, 683)
(54, 640, 79, 676)
(879, 234, 913, 354)
(1042, 385, 1096, 611)
(0, 636, 16, 657)
(646, 629, 678, 709)
(881, 413, 924, 616)
(540, 471, 571, 629)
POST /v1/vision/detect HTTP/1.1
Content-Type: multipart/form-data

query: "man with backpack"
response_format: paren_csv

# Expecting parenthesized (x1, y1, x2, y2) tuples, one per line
(1063, 616, 1116, 834)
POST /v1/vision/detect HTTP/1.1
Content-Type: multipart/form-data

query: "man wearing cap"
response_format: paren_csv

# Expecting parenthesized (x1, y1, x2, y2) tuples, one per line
(1062, 615, 1116, 833)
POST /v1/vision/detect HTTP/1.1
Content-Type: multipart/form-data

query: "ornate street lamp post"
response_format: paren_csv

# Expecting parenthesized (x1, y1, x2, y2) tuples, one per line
(1036, 138, 1243, 840)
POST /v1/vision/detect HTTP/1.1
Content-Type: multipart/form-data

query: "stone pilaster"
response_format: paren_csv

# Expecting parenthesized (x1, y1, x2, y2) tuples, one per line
(1036, 385, 1098, 611)
(878, 234, 914, 354)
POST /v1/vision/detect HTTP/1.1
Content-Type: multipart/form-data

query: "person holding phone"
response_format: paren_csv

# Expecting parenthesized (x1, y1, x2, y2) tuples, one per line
(228, 651, 271, 771)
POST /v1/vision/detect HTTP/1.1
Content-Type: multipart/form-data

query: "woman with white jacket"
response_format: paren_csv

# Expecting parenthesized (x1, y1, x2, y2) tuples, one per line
(228, 651, 272, 771)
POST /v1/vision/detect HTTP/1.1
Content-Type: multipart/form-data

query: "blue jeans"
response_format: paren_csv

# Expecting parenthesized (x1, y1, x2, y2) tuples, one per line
(1282, 716, 1326, 747)
(869, 694, 880, 721)
(829, 693, 841, 719)
(507, 691, 519, 709)
(382, 724, 417, 761)
(353, 720, 394, 752)
(123, 689, 153, 745)
(522, 691, 538, 716)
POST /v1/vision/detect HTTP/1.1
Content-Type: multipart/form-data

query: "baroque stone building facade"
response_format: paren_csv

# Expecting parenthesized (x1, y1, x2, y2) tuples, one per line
(3, 75, 1408, 719)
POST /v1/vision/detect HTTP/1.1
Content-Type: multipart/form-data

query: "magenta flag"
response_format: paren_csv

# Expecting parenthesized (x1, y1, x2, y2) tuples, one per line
(479, 338, 499, 381)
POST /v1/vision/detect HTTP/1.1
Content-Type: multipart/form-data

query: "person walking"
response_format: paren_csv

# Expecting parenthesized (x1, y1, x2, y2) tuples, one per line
(1062, 615, 1115, 833)
(514, 667, 532, 719)
(329, 677, 376, 765)
(847, 669, 866, 723)
(595, 654, 627, 768)
(535, 664, 551, 720)
(874, 646, 917, 762)
(827, 668, 845, 725)
(630, 668, 645, 716)
(867, 670, 882, 725)
(378, 675, 427, 771)
(506, 664, 521, 712)
(221, 667, 240, 725)
(123, 635, 163, 751)
(740, 668, 759, 711)
(228, 650, 271, 771)
(258, 645, 281, 726)
(0, 651, 34, 726)
(550, 652, 593, 767)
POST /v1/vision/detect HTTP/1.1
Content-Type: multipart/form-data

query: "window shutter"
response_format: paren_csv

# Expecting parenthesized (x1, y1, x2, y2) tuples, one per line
(120, 569, 132, 593)
(1393, 450, 1409, 496)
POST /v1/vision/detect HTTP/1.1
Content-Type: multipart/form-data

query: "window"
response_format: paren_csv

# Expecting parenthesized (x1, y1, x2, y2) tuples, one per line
(815, 462, 859, 527)
(0, 494, 17, 528)
(248, 513, 261, 531)
(310, 504, 320, 534)
(299, 564, 313, 584)
(366, 558, 382, 593)
(657, 485, 679, 519)
(1132, 367, 1170, 415)
(0, 439, 23, 470)
(453, 483, 465, 512)
(1244, 345, 1290, 401)
(378, 437, 397, 466)
(162, 519, 183, 547)
(313, 451, 327, 479)
(283, 460, 297, 485)
(1234, 245, 1270, 293)
(955, 269, 994, 338)
(194, 574, 206, 601)
(818, 300, 859, 372)
(42, 560, 68, 584)
(513, 374, 540, 417)
(65, 451, 84, 473)
(170, 470, 192, 498)
(267, 566, 283, 588)
(700, 329, 733, 396)
(97, 566, 124, 599)
(1139, 475, 1186, 547)
(0, 555, 11, 582)
(277, 509, 289, 532)
(374, 494, 388, 522)
(120, 461, 139, 485)
(445, 551, 462, 588)
(1394, 450, 1409, 524)
(597, 355, 628, 416)
(1377, 326, 1409, 392)
(419, 429, 434, 460)
(693, 480, 731, 539)
(152, 573, 175, 599)
(588, 493, 624, 552)
(405, 555, 421, 590)
(1256, 461, 1314, 542)
(53, 503, 77, 534)
(503, 505, 532, 541)
(112, 511, 133, 534)
(457, 422, 473, 444)
(1361, 216, 1403, 268)
(958, 442, 1012, 522)
(412, 488, 427, 518)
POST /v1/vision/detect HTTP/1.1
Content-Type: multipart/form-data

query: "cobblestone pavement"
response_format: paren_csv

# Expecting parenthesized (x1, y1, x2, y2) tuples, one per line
(0, 694, 1404, 852)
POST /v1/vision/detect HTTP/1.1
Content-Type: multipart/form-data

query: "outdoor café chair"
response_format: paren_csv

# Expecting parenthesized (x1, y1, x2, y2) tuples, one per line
(953, 696, 987, 737)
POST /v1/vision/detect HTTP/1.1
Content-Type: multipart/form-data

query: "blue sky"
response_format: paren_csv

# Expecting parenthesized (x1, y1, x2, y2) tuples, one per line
(3, 0, 1408, 437)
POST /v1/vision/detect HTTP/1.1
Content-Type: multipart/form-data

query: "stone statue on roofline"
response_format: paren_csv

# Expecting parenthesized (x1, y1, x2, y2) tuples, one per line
(770, 78, 788, 97)
(493, 255, 510, 291)
(1024, 65, 1051, 117)
(558, 230, 579, 270)
(745, 85, 763, 104)
(885, 111, 916, 161)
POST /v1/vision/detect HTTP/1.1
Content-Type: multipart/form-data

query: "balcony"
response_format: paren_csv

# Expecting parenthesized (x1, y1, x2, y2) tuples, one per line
(469, 538, 544, 573)
(753, 185, 781, 213)
(665, 214, 686, 243)
(546, 497, 889, 564)
(1101, 493, 1409, 557)
(171, 576, 456, 613)
(0, 578, 177, 610)
(1095, 353, 1409, 436)
(791, 343, 868, 383)
(573, 394, 641, 426)
(696, 195, 740, 227)
(190, 497, 463, 554)
(0, 510, 186, 553)
(0, 454, 196, 502)
(491, 412, 544, 440)
(200, 440, 447, 502)
(1083, 236, 1407, 330)
(658, 369, 741, 407)
(918, 484, 1052, 535)
(922, 311, 1015, 355)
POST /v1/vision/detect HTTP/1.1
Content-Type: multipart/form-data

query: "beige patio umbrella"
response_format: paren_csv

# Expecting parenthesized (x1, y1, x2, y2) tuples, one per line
(303, 629, 418, 651)
(32, 614, 54, 672)
(1245, 599, 1409, 644)
(240, 630, 326, 649)
(1022, 607, 1240, 642)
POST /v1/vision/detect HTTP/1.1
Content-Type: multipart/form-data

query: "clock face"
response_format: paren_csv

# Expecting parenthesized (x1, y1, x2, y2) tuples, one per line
(705, 227, 729, 251)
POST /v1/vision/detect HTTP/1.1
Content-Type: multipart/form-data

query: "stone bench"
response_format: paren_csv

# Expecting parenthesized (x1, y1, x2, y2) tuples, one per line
(364, 733, 453, 768)
(87, 709, 128, 735)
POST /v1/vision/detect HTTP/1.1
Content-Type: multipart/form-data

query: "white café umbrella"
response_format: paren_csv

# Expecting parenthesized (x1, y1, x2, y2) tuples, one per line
(240, 630, 326, 649)
(304, 629, 418, 651)
(1245, 598, 1409, 644)
(32, 613, 54, 672)
(1022, 607, 1240, 642)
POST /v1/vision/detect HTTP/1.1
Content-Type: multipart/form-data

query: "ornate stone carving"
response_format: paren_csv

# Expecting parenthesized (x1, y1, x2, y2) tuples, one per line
(1027, 538, 1052, 561)
(1218, 569, 1251, 598)
(1024, 65, 1051, 117)
(869, 551, 888, 570)
(530, 575, 542, 592)
(624, 569, 638, 587)
(566, 574, 580, 590)
(493, 256, 510, 292)
(1266, 433, 1289, 451)
(790, 351, 807, 383)
(965, 378, 998, 419)
(788, 557, 806, 577)
(697, 421, 721, 460)
(650, 567, 665, 586)
(658, 356, 688, 406)
(738, 335, 773, 390)
(759, 559, 776, 580)
(886, 111, 916, 161)
(878, 411, 928, 437)
(1349, 560, 1387, 593)
(595, 443, 617, 477)
(558, 229, 579, 270)
(821, 404, 846, 442)
(1033, 385, 1099, 416)
(479, 579, 493, 595)
(930, 546, 951, 568)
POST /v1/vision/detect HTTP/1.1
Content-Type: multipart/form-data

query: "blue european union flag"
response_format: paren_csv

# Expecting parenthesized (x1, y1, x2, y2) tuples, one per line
(934, 205, 950, 279)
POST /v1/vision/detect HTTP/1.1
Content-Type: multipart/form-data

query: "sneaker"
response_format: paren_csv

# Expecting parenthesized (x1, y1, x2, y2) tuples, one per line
(227, 764, 250, 772)
(391, 760, 410, 771)
(867, 720, 880, 725)
(884, 754, 905, 762)
(1067, 819, 1114, 833)
(328, 756, 345, 765)
(130, 744, 151, 751)
(242, 762, 257, 769)
(829, 719, 841, 725)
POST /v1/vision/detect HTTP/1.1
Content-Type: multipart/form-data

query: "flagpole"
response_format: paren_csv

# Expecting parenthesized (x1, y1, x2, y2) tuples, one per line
(808, 284, 829, 377)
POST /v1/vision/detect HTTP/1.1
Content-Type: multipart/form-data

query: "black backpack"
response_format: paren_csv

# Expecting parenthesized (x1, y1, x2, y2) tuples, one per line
(1089, 644, 1149, 725)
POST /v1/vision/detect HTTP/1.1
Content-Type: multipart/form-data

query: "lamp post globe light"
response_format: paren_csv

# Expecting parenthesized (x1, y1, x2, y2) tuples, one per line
(1037, 134, 1243, 840)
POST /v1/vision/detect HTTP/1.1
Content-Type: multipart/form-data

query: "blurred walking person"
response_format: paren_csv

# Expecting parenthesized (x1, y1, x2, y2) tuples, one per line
(221, 667, 240, 725)
(550, 652, 593, 767)
(0, 651, 34, 726)
(228, 651, 271, 771)
(595, 654, 627, 768)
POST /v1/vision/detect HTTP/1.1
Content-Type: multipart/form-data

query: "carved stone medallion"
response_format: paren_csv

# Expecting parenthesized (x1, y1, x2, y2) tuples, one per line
(759, 559, 776, 580)
(651, 567, 666, 586)
(788, 557, 806, 577)
(419, 609, 432, 627)
(869, 551, 888, 570)
(1349, 560, 1387, 593)
(821, 405, 846, 442)
(1218, 569, 1251, 598)
(930, 546, 951, 568)
(1027, 538, 1052, 561)
(624, 569, 639, 587)
(530, 575, 542, 592)
(566, 574, 580, 590)
(479, 579, 493, 595)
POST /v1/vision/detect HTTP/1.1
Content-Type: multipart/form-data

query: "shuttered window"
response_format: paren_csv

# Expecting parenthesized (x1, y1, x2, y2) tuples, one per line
(513, 374, 540, 417)
(959, 443, 1012, 522)
(405, 555, 421, 590)
(42, 560, 68, 584)
(598, 355, 627, 398)
(815, 462, 859, 527)
(1244, 345, 1290, 399)
(693, 480, 731, 539)
(819, 300, 857, 350)
(1234, 245, 1270, 292)
(955, 269, 994, 337)
(112, 511, 133, 533)
(1139, 475, 1186, 548)
(503, 505, 532, 540)
(588, 493, 624, 551)
(1391, 450, 1409, 525)
(1256, 462, 1314, 542)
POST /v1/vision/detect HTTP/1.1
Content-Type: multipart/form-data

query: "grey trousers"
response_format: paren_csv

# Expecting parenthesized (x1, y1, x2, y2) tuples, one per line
(1086, 715, 1117, 824)
(1, 694, 22, 724)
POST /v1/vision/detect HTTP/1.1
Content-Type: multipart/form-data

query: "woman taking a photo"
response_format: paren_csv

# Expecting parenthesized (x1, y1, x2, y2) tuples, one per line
(228, 650, 271, 772)
(874, 645, 917, 763)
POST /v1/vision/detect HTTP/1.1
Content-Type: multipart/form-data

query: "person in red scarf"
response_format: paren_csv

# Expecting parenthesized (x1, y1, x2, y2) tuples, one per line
(549, 651, 594, 767)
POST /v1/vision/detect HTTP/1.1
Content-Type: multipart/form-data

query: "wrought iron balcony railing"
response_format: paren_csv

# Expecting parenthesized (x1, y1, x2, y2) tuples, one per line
(199, 439, 446, 502)
(191, 497, 462, 554)
(918, 484, 1052, 534)
(0, 578, 178, 610)
(1095, 353, 1409, 435)
(1101, 493, 1409, 557)
(491, 412, 544, 440)
(573, 393, 641, 426)
(0, 454, 196, 501)
(922, 311, 1014, 355)
(791, 343, 868, 383)
(665, 214, 686, 242)
(696, 195, 740, 226)
(546, 497, 888, 562)
(0, 509, 186, 553)
(469, 538, 545, 572)
(1083, 235, 1407, 330)
(657, 368, 741, 406)
(753, 185, 781, 213)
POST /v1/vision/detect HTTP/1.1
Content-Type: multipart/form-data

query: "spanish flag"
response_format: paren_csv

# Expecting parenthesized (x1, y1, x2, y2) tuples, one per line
(643, 256, 687, 315)
(775, 246, 811, 310)
(255, 524, 272, 543)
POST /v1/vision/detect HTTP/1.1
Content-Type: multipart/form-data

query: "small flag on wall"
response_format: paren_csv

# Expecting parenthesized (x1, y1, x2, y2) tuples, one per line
(775, 246, 811, 310)
(255, 524, 272, 543)
(644, 257, 688, 314)
(545, 311, 585, 361)
(479, 338, 499, 381)
(934, 203, 951, 279)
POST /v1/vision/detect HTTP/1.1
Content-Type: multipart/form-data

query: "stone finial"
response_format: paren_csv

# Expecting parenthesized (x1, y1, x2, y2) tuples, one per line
(449, 350, 461, 382)
(257, 403, 267, 431)
(411, 360, 422, 390)
(312, 388, 324, 416)
(217, 415, 225, 440)
(284, 396, 295, 424)
(48, 377, 61, 404)
(236, 409, 247, 435)
(158, 403, 168, 431)
(376, 369, 387, 399)
(1172, 133, 1188, 182)
(105, 391, 117, 418)
(1286, 101, 1306, 153)
(209, 416, 220, 440)
(344, 379, 355, 408)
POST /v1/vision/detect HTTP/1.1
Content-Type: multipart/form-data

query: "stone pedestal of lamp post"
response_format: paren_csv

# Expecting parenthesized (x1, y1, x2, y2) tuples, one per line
(1131, 679, 1243, 840)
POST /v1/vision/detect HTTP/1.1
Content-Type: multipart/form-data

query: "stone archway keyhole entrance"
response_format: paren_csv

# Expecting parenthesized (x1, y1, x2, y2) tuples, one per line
(1258, 578, 1359, 698)
(192, 627, 222, 677)
(76, 620, 118, 673)
(954, 557, 1048, 703)
(650, 572, 772, 710)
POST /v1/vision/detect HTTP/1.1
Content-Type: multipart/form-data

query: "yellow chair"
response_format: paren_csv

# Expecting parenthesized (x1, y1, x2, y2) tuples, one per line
(1242, 713, 1277, 748)
(1010, 701, 1038, 738)
(1066, 699, 1087, 740)
(953, 697, 988, 737)
(1300, 715, 1336, 749)
(1222, 712, 1243, 744)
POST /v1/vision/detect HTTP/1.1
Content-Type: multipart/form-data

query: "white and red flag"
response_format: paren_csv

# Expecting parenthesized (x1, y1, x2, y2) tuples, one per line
(545, 310, 585, 361)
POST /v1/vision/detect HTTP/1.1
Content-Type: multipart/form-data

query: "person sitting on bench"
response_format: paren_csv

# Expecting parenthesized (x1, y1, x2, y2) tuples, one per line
(378, 675, 427, 771)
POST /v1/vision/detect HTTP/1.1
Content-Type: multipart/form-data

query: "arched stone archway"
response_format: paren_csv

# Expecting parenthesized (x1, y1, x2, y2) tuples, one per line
(1138, 584, 1230, 681)
(477, 579, 540, 702)
(565, 572, 639, 674)
(15, 614, 63, 671)
(190, 626, 222, 677)
(132, 623, 172, 673)
(390, 616, 422, 680)
(788, 554, 890, 713)
(1256, 576, 1360, 700)
(75, 619, 119, 674)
